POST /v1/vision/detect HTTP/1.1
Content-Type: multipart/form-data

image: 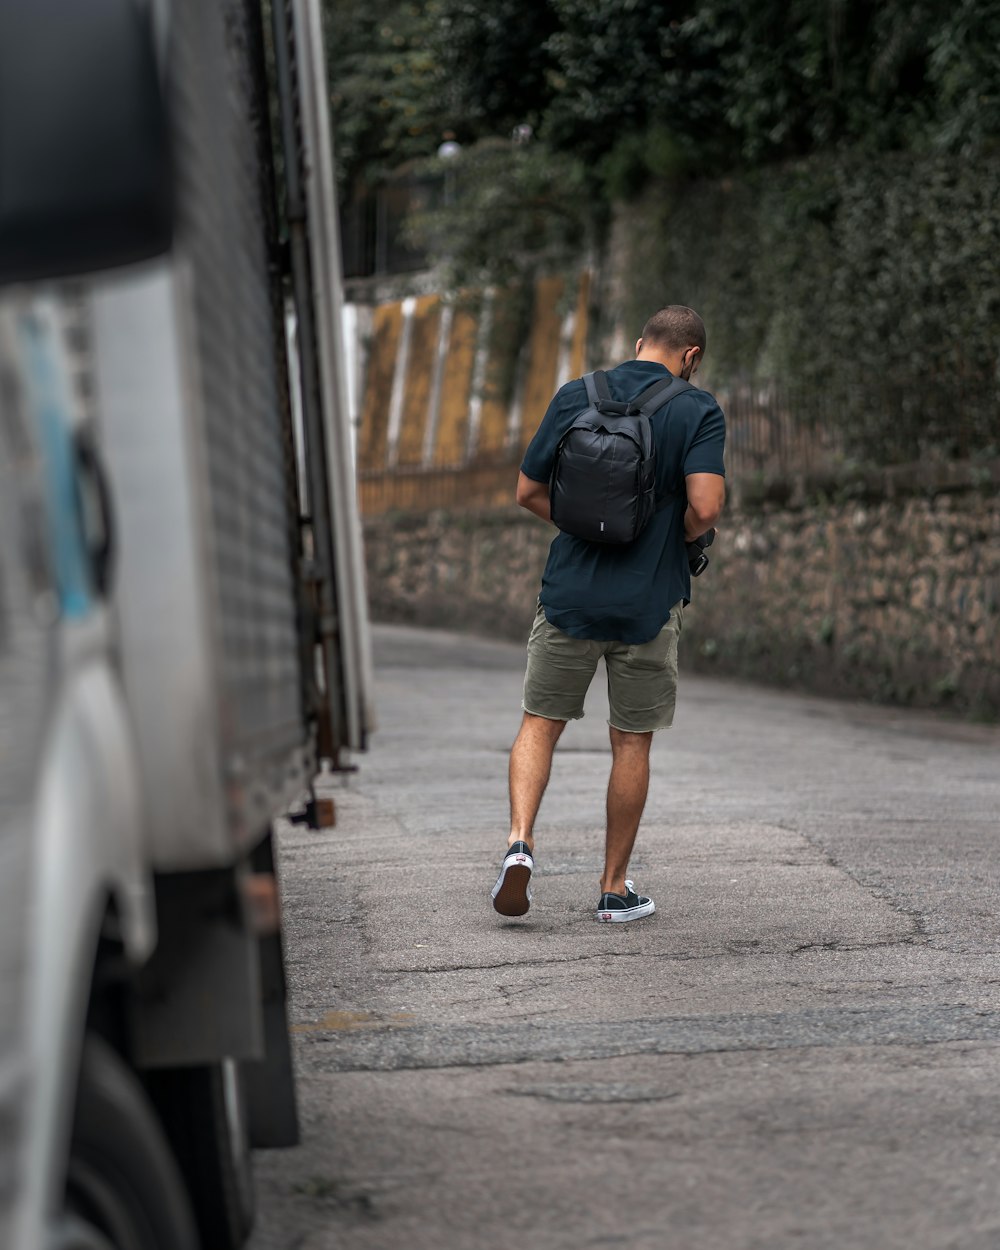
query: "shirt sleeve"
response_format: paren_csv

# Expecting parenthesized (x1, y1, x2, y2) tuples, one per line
(519, 384, 577, 483)
(683, 401, 727, 477)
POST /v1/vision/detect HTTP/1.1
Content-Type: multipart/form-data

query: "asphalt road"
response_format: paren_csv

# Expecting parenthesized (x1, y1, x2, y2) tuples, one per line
(248, 622, 1000, 1250)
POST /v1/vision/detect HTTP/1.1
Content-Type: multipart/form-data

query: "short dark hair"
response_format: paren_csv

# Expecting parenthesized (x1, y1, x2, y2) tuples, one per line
(640, 306, 706, 354)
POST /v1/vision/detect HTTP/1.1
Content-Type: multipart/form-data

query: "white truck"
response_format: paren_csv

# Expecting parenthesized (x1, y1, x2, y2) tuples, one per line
(0, 2, 373, 1247)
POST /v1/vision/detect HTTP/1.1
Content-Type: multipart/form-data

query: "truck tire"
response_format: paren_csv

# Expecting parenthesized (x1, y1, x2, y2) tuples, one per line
(145, 1059, 255, 1250)
(63, 1033, 199, 1250)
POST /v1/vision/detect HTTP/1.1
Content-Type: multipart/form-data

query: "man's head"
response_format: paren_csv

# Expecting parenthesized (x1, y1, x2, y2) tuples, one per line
(635, 306, 706, 381)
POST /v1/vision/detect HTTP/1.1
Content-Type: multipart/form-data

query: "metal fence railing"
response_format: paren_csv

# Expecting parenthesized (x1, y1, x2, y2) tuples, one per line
(357, 380, 999, 518)
(718, 383, 844, 483)
(717, 377, 999, 480)
(358, 457, 520, 518)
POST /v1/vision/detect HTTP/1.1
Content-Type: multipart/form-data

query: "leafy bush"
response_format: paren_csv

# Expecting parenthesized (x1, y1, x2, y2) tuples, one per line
(623, 151, 1000, 460)
(404, 139, 593, 289)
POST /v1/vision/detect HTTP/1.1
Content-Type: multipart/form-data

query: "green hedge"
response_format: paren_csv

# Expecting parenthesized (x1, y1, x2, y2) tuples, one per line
(621, 150, 1000, 464)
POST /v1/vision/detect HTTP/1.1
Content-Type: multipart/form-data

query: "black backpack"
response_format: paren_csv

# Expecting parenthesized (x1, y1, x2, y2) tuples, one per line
(549, 369, 692, 544)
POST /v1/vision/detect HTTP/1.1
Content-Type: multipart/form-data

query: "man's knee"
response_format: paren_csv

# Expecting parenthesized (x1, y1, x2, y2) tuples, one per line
(609, 725, 653, 755)
(523, 711, 567, 737)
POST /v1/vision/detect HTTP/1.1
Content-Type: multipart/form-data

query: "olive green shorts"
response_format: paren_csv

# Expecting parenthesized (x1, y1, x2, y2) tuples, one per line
(522, 601, 684, 733)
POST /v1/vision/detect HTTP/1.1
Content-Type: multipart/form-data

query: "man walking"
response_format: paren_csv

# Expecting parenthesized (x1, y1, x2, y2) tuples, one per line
(490, 306, 726, 922)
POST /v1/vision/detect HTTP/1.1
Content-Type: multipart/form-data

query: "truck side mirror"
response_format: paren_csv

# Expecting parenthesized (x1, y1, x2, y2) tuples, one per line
(0, 0, 174, 286)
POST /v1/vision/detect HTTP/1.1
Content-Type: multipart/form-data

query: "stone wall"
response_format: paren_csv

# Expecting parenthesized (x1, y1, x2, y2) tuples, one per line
(690, 487, 1000, 714)
(363, 477, 1000, 717)
(365, 507, 550, 642)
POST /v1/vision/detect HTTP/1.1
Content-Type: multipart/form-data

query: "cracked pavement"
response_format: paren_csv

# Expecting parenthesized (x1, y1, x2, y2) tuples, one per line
(249, 623, 1000, 1250)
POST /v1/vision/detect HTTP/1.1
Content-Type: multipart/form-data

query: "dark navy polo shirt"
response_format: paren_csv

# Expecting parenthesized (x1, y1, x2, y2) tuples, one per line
(520, 359, 726, 644)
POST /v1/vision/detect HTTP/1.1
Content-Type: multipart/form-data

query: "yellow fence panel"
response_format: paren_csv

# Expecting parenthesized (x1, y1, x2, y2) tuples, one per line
(355, 272, 592, 515)
(518, 275, 564, 451)
(358, 301, 403, 471)
(395, 295, 441, 466)
(433, 301, 479, 465)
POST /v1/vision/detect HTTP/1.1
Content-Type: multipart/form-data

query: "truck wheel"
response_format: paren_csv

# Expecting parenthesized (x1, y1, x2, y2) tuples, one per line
(146, 1059, 255, 1250)
(63, 1033, 199, 1250)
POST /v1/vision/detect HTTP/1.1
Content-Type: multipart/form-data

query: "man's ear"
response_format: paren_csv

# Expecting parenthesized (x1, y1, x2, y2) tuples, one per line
(635, 337, 643, 356)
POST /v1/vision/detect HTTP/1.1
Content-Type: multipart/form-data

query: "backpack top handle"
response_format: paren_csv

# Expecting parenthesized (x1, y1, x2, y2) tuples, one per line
(583, 370, 625, 415)
(584, 370, 612, 403)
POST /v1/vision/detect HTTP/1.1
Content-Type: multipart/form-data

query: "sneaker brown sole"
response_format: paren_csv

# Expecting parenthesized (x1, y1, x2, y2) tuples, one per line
(491, 851, 533, 916)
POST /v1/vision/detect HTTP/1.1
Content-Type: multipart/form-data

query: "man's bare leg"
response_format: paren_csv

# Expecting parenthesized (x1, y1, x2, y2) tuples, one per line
(601, 726, 653, 896)
(508, 712, 566, 852)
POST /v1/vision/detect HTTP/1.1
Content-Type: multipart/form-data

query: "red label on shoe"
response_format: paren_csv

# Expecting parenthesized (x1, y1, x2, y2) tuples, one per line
(600, 912, 612, 920)
(515, 855, 526, 862)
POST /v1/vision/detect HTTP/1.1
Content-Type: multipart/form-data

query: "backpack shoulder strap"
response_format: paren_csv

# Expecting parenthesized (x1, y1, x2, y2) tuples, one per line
(583, 370, 612, 407)
(635, 374, 695, 512)
(631, 374, 693, 416)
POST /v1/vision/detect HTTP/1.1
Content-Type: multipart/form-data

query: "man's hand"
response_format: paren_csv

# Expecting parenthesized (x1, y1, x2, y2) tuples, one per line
(684, 472, 725, 541)
(516, 472, 552, 523)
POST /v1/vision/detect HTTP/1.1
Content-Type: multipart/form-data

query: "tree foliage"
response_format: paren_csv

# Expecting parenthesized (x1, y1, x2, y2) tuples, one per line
(326, 0, 1000, 208)
(430, 1, 561, 138)
(404, 140, 592, 289)
(926, 0, 1000, 153)
(323, 0, 449, 190)
(476, 0, 998, 175)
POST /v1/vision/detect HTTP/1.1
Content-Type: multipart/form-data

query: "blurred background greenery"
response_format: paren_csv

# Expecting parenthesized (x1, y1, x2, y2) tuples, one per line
(326, 0, 999, 460)
(333, 1, 999, 713)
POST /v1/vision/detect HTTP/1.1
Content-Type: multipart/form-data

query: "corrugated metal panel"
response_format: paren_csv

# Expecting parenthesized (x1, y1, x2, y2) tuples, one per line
(169, 0, 306, 779)
(86, 0, 312, 865)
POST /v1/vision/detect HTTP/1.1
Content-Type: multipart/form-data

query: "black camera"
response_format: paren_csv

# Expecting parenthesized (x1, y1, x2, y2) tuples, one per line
(686, 527, 715, 577)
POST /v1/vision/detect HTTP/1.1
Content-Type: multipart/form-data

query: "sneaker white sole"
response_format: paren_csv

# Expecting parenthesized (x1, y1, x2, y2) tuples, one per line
(596, 899, 656, 923)
(491, 851, 533, 916)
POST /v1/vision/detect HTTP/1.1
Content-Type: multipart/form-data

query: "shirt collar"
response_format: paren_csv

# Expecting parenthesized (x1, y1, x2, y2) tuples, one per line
(620, 359, 671, 373)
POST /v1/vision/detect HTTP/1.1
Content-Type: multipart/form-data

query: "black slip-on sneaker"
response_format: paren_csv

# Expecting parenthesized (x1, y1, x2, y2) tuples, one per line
(491, 841, 533, 916)
(595, 880, 655, 923)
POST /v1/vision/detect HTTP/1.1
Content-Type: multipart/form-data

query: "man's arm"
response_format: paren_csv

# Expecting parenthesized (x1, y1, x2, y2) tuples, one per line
(516, 471, 552, 523)
(684, 472, 725, 541)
